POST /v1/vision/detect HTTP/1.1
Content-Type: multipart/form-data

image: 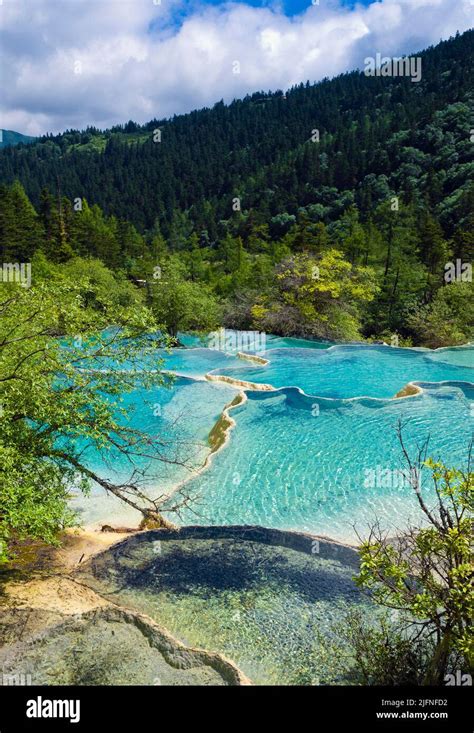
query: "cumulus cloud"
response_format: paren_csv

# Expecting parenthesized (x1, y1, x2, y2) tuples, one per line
(0, 0, 473, 135)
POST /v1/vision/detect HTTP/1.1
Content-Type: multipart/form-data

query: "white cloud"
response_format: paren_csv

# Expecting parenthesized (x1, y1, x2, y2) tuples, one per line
(0, 0, 472, 135)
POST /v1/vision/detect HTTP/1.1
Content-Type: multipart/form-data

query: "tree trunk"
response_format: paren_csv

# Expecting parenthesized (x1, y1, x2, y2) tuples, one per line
(383, 223, 393, 281)
(423, 631, 452, 685)
(138, 510, 177, 531)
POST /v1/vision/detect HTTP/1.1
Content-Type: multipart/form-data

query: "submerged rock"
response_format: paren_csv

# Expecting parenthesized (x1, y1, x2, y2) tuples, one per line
(0, 605, 249, 686)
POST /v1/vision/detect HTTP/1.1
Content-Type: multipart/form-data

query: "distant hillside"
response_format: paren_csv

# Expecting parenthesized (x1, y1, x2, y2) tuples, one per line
(0, 30, 472, 238)
(0, 129, 36, 149)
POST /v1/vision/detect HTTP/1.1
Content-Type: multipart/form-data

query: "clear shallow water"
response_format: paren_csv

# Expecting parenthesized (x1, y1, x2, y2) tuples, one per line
(423, 344, 474, 369)
(178, 330, 330, 352)
(74, 334, 473, 538)
(0, 609, 229, 686)
(84, 340, 244, 378)
(72, 376, 235, 528)
(210, 343, 474, 399)
(159, 347, 243, 378)
(167, 382, 474, 542)
(82, 531, 370, 685)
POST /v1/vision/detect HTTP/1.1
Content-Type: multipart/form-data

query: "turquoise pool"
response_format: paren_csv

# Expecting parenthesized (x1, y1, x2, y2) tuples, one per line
(170, 381, 473, 541)
(74, 335, 473, 540)
(210, 343, 474, 398)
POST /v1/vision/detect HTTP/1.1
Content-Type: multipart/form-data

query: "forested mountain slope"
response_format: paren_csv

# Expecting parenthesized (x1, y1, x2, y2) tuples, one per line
(1, 30, 472, 236)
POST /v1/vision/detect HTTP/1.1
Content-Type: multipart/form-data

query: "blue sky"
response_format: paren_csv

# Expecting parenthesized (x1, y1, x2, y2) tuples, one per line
(189, 0, 373, 16)
(1, 0, 472, 135)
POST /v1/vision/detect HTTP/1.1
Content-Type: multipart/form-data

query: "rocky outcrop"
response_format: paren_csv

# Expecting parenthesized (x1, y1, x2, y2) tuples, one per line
(237, 351, 269, 365)
(394, 382, 423, 399)
(208, 392, 245, 452)
(205, 373, 275, 390)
